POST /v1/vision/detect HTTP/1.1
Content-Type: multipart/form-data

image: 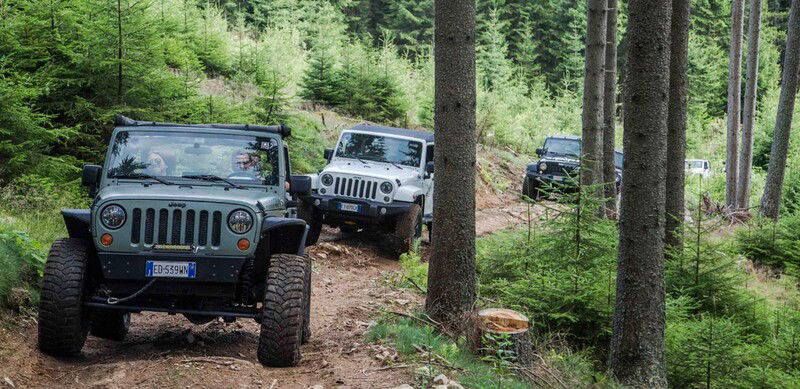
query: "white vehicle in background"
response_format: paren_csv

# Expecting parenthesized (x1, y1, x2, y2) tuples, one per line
(299, 124, 435, 257)
(685, 159, 712, 179)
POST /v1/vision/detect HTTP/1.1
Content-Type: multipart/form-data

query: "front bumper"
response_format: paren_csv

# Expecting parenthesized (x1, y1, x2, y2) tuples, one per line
(307, 194, 413, 221)
(525, 172, 576, 187)
(98, 251, 246, 283)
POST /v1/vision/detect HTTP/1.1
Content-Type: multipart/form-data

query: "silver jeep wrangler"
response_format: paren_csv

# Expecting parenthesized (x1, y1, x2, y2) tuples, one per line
(299, 124, 434, 256)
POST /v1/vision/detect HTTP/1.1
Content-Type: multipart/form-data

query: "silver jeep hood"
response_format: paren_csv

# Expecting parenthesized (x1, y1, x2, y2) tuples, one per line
(96, 184, 283, 211)
(323, 160, 421, 183)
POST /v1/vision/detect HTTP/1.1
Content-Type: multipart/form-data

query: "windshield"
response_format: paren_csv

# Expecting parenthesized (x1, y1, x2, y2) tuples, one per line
(106, 131, 281, 186)
(615, 152, 623, 169)
(335, 132, 423, 167)
(544, 138, 581, 157)
(686, 160, 705, 169)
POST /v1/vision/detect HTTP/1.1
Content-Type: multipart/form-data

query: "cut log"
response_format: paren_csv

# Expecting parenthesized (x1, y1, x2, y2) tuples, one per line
(467, 308, 533, 366)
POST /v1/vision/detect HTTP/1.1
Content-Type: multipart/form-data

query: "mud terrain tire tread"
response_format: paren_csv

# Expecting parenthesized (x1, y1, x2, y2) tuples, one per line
(393, 204, 422, 256)
(301, 255, 312, 344)
(298, 201, 322, 246)
(258, 254, 308, 367)
(90, 311, 130, 341)
(38, 238, 92, 356)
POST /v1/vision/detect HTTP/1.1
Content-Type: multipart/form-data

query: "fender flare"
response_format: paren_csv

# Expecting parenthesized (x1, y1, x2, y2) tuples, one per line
(62, 209, 91, 239)
(260, 217, 309, 256)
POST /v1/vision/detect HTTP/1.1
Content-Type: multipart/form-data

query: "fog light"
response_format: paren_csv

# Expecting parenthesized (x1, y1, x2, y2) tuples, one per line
(314, 199, 321, 206)
(237, 238, 250, 251)
(384, 196, 390, 202)
(320, 188, 327, 194)
(100, 233, 113, 246)
(380, 208, 387, 215)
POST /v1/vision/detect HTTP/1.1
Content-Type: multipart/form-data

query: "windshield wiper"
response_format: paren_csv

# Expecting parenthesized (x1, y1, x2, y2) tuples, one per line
(182, 174, 247, 190)
(387, 161, 404, 170)
(110, 173, 175, 185)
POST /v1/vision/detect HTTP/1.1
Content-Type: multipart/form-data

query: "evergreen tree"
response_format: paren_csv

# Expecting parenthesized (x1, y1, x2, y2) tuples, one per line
(300, 47, 341, 108)
(476, 7, 513, 91)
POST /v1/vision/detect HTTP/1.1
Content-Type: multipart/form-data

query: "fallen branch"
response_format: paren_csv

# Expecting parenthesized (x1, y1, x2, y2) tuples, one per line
(404, 276, 427, 294)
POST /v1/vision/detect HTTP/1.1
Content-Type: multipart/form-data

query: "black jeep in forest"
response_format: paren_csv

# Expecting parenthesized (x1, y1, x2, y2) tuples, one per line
(522, 135, 622, 200)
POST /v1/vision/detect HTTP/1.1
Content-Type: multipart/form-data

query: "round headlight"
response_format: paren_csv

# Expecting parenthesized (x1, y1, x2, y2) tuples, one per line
(228, 210, 253, 234)
(321, 174, 334, 186)
(101, 205, 126, 230)
(539, 162, 548, 171)
(380, 181, 393, 194)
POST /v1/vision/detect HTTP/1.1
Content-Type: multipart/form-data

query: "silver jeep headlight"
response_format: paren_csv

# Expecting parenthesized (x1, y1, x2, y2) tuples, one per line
(321, 174, 334, 186)
(101, 204, 126, 229)
(380, 181, 393, 194)
(228, 209, 253, 234)
(539, 162, 547, 172)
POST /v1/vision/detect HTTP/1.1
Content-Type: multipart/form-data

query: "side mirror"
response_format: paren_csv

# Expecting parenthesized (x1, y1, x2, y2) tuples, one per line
(425, 161, 435, 175)
(289, 175, 312, 196)
(323, 148, 334, 162)
(536, 147, 545, 157)
(82, 165, 102, 197)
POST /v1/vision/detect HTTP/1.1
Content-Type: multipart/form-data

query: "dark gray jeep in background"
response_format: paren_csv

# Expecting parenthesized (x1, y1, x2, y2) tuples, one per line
(522, 135, 623, 200)
(38, 115, 312, 367)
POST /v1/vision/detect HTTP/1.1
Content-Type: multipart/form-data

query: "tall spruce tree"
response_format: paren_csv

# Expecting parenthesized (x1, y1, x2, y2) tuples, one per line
(609, 0, 672, 385)
(602, 0, 618, 217)
(726, 0, 745, 209)
(665, 0, 690, 253)
(425, 0, 477, 326)
(736, 0, 762, 210)
(760, 0, 800, 219)
(580, 0, 607, 192)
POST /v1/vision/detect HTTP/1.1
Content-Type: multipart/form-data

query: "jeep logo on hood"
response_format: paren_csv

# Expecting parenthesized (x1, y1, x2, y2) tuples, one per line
(168, 202, 186, 208)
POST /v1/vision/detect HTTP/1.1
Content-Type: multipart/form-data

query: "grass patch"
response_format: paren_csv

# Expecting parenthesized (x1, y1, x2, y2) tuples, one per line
(0, 223, 46, 309)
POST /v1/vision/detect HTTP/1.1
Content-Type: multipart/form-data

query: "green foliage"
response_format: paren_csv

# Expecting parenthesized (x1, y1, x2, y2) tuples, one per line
(0, 223, 45, 309)
(478, 185, 618, 349)
(736, 214, 800, 271)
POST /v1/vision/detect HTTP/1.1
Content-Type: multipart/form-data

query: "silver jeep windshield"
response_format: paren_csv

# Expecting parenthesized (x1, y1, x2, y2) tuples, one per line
(335, 132, 423, 167)
(106, 130, 280, 186)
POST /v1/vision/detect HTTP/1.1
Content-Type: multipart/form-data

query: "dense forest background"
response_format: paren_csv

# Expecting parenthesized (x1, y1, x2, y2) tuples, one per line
(1, 0, 798, 210)
(2, 0, 800, 387)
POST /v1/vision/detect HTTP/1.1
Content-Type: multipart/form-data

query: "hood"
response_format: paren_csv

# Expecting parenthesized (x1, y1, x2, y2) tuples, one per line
(323, 160, 422, 184)
(95, 183, 284, 211)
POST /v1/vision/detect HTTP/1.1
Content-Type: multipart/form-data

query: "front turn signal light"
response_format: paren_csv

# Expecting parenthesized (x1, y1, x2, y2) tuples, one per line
(100, 233, 113, 246)
(237, 238, 250, 251)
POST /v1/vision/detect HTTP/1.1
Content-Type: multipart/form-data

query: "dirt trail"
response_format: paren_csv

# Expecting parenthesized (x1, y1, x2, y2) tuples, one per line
(0, 201, 530, 389)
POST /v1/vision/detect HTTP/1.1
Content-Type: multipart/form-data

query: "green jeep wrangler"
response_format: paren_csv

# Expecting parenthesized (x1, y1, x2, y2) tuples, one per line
(37, 115, 312, 367)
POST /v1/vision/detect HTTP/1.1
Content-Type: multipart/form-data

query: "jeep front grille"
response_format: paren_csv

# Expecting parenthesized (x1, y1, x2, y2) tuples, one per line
(543, 163, 577, 176)
(333, 176, 379, 200)
(131, 207, 222, 247)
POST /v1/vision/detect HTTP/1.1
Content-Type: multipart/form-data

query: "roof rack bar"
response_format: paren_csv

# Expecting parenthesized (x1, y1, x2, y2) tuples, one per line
(114, 114, 291, 137)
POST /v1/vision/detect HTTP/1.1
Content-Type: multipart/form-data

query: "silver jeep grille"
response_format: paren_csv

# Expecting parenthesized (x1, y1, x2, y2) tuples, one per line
(333, 176, 379, 200)
(131, 207, 222, 247)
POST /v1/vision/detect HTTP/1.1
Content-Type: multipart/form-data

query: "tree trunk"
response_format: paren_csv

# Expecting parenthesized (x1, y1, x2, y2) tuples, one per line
(736, 0, 762, 210)
(726, 0, 745, 209)
(117, 0, 123, 104)
(425, 0, 477, 326)
(665, 0, 690, 254)
(609, 0, 671, 386)
(603, 0, 619, 217)
(760, 0, 800, 219)
(580, 0, 607, 192)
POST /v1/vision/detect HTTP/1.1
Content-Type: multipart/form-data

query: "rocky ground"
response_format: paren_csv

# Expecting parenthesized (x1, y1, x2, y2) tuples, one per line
(0, 199, 533, 389)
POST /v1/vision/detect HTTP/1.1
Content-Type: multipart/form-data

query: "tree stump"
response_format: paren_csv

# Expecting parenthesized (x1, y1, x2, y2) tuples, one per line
(467, 308, 533, 366)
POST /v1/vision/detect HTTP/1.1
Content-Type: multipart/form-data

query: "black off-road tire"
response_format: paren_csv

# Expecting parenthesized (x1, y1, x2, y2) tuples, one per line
(339, 224, 359, 234)
(392, 204, 422, 257)
(38, 238, 93, 356)
(298, 201, 322, 246)
(301, 256, 312, 344)
(90, 311, 131, 341)
(522, 177, 541, 201)
(257, 254, 309, 367)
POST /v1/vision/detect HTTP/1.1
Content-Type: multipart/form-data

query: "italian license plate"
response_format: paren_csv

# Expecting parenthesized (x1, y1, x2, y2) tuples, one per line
(146, 261, 196, 278)
(338, 202, 361, 213)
